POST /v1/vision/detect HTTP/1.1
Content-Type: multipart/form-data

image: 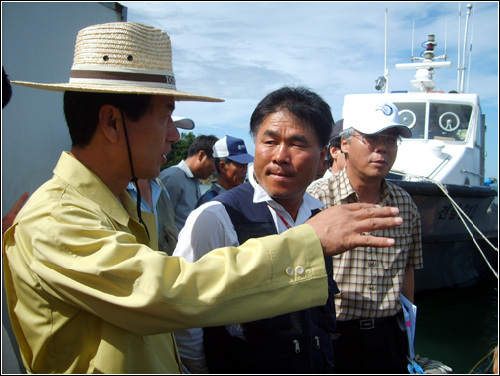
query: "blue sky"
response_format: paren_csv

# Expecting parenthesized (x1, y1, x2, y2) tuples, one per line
(121, 1, 498, 180)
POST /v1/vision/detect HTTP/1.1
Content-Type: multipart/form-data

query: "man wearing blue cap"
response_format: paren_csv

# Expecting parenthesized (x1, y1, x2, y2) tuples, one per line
(309, 100, 423, 373)
(195, 135, 254, 207)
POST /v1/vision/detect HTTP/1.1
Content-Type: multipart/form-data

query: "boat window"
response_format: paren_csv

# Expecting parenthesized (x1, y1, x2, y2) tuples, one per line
(394, 102, 426, 139)
(428, 103, 473, 141)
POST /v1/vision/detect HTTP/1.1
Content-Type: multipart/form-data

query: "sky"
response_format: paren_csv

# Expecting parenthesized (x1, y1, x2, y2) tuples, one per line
(121, 1, 498, 180)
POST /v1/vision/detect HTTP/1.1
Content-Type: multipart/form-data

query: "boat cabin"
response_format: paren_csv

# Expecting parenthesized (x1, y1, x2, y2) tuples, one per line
(342, 93, 485, 187)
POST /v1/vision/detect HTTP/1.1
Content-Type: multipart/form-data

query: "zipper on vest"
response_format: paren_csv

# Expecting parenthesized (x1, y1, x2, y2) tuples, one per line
(293, 339, 300, 353)
(314, 336, 320, 349)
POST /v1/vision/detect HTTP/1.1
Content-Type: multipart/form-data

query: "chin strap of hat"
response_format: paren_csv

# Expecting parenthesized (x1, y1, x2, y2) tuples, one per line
(120, 109, 150, 242)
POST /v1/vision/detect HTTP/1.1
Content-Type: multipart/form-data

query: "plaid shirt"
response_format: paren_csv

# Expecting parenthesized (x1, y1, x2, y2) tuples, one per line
(308, 168, 423, 321)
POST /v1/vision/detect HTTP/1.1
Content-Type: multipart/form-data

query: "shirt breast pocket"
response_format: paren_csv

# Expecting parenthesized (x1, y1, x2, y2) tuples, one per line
(380, 233, 410, 270)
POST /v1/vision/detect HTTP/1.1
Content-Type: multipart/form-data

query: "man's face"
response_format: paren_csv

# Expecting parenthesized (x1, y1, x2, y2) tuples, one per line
(221, 160, 248, 189)
(127, 95, 179, 179)
(315, 156, 329, 180)
(195, 154, 216, 180)
(329, 144, 346, 174)
(342, 129, 399, 182)
(253, 110, 325, 205)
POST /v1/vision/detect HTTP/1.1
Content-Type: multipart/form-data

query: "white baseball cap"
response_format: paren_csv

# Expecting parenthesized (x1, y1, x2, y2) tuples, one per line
(343, 100, 412, 138)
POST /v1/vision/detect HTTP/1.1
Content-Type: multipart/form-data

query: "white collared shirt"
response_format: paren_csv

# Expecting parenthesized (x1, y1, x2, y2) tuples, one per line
(174, 165, 324, 261)
(172, 165, 324, 372)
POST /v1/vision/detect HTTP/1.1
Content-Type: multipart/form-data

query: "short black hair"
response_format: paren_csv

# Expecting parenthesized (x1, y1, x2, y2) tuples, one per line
(249, 86, 334, 148)
(63, 91, 154, 147)
(187, 135, 218, 158)
(330, 137, 342, 149)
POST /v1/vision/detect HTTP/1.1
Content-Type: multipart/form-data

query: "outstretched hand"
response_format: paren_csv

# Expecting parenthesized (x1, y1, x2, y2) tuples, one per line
(306, 203, 402, 257)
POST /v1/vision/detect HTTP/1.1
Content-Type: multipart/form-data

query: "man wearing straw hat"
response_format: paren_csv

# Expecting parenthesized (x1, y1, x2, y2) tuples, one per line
(3, 22, 403, 373)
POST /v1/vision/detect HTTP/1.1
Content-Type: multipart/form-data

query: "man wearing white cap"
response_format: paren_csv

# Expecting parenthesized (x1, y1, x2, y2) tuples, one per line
(195, 135, 254, 208)
(3, 22, 403, 374)
(309, 100, 423, 373)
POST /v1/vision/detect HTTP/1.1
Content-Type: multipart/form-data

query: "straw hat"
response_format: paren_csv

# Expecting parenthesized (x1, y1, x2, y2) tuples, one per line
(11, 22, 223, 102)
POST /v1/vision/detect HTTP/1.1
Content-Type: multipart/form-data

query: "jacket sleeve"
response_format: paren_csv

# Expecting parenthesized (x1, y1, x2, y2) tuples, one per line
(5, 201, 328, 335)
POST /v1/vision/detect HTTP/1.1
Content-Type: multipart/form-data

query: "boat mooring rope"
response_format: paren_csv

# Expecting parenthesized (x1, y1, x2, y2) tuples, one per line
(390, 171, 498, 279)
(468, 346, 498, 374)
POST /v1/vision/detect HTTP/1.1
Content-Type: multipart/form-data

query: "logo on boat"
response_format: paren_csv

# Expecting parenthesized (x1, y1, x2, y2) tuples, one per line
(375, 104, 394, 116)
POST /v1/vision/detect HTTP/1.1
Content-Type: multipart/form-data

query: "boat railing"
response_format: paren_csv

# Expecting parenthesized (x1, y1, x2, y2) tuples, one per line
(460, 169, 482, 179)
(428, 155, 452, 180)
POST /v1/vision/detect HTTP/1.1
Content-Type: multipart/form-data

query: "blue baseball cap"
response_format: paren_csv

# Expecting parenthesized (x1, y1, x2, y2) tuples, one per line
(213, 136, 254, 164)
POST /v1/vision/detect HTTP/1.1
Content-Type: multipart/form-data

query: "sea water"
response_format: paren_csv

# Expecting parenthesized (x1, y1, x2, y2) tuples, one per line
(414, 275, 498, 373)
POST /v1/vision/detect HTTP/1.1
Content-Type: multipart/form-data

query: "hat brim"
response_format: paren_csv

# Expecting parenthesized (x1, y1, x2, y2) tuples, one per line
(173, 117, 195, 130)
(11, 80, 224, 103)
(356, 124, 412, 138)
(226, 154, 254, 164)
(382, 125, 412, 138)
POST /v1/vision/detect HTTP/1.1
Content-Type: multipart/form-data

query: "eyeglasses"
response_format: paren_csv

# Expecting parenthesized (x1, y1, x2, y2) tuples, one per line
(352, 133, 401, 148)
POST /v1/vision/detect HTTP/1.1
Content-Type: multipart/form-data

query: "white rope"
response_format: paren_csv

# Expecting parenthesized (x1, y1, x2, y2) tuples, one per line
(391, 170, 498, 279)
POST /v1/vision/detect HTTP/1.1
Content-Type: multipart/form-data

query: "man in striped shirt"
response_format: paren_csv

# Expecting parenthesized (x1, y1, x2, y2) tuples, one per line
(308, 99, 423, 374)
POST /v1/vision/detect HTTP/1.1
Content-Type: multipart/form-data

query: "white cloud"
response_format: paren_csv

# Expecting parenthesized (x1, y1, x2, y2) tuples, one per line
(121, 1, 498, 178)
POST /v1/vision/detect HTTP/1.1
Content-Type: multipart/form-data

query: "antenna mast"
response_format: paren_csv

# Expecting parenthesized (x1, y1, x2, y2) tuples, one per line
(460, 4, 473, 93)
(466, 4, 475, 93)
(384, 5, 389, 93)
(375, 5, 389, 93)
(457, 3, 462, 92)
(396, 34, 451, 92)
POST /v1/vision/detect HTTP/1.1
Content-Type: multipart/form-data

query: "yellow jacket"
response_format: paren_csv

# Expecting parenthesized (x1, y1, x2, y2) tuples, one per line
(3, 152, 327, 373)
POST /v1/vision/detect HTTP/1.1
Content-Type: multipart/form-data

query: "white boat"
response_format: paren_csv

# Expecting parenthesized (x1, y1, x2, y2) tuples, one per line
(341, 5, 498, 292)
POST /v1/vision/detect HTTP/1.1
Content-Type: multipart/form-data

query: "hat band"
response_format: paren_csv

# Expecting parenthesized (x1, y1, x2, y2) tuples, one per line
(69, 68, 176, 89)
